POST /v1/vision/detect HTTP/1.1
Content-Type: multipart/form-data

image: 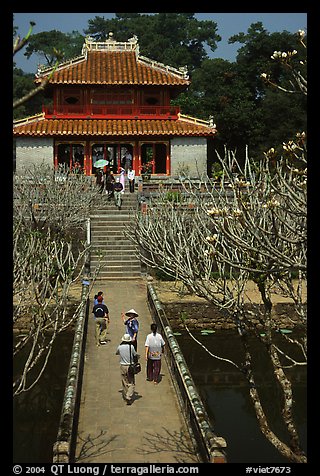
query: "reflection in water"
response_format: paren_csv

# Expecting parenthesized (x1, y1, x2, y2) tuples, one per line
(13, 332, 73, 463)
(177, 331, 307, 463)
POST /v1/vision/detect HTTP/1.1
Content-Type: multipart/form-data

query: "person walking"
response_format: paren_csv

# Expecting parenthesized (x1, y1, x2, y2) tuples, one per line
(145, 323, 165, 384)
(92, 295, 110, 347)
(119, 167, 126, 192)
(122, 149, 132, 173)
(116, 334, 139, 405)
(93, 291, 104, 305)
(113, 178, 123, 209)
(106, 171, 115, 200)
(121, 309, 139, 351)
(127, 166, 135, 193)
(95, 168, 104, 193)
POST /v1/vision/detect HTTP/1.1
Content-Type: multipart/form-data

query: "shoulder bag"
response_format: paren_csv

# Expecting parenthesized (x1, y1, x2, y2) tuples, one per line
(129, 345, 141, 376)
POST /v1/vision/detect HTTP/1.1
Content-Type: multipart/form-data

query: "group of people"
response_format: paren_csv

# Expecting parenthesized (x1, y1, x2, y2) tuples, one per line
(95, 149, 136, 198)
(92, 291, 166, 405)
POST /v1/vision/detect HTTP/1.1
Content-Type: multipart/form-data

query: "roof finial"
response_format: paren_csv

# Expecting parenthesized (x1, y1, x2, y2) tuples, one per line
(128, 34, 138, 44)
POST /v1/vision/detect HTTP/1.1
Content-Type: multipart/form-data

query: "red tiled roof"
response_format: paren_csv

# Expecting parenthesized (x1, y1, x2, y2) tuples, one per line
(35, 51, 190, 86)
(13, 116, 216, 137)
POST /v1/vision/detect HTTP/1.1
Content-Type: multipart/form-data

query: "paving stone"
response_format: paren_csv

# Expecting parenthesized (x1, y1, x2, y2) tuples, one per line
(75, 279, 199, 464)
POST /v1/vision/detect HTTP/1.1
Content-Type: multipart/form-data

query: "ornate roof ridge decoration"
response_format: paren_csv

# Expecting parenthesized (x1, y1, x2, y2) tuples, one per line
(82, 32, 140, 55)
(179, 113, 217, 130)
(138, 55, 188, 80)
(36, 54, 85, 78)
(36, 33, 189, 81)
(13, 112, 45, 125)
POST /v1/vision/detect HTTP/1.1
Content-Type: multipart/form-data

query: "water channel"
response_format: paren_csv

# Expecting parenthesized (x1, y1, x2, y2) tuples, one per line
(176, 330, 307, 463)
(13, 332, 73, 463)
(13, 329, 306, 463)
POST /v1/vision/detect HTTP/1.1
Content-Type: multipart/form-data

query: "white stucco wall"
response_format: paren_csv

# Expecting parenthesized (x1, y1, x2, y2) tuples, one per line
(170, 137, 207, 177)
(15, 137, 54, 173)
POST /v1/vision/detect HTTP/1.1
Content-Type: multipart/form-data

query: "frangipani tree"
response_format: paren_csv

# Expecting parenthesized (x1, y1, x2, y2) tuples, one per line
(13, 165, 102, 396)
(128, 32, 307, 462)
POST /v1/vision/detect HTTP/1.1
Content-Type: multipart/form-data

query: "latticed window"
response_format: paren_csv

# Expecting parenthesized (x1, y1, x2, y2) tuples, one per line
(91, 89, 133, 105)
(62, 89, 81, 105)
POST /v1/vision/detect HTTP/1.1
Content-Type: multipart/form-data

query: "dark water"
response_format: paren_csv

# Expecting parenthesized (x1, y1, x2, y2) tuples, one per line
(176, 330, 307, 463)
(13, 329, 306, 464)
(13, 332, 73, 463)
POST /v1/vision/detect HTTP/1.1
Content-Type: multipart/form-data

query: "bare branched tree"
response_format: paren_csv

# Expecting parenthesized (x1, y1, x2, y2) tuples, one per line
(260, 29, 307, 96)
(129, 142, 307, 462)
(127, 36, 307, 462)
(13, 165, 101, 396)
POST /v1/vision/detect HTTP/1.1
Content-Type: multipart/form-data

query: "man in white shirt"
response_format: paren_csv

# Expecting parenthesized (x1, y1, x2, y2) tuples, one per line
(127, 166, 135, 193)
(116, 334, 139, 405)
(145, 323, 165, 384)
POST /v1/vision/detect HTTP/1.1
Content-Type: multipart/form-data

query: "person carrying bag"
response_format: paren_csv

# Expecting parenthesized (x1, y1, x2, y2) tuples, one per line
(129, 344, 141, 377)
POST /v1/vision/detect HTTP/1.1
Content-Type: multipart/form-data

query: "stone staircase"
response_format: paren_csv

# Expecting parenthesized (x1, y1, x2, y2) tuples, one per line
(89, 191, 142, 279)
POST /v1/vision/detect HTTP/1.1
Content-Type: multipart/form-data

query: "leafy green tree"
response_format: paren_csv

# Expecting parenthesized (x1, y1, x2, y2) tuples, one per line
(230, 23, 306, 156)
(254, 88, 307, 157)
(85, 13, 221, 72)
(13, 20, 58, 115)
(24, 30, 84, 67)
(175, 22, 307, 161)
(13, 65, 43, 119)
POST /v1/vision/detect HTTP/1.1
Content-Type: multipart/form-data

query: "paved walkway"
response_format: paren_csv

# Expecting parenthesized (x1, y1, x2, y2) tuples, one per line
(75, 279, 199, 464)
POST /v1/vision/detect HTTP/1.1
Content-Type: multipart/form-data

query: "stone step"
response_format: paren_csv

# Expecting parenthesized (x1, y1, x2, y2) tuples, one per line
(91, 218, 135, 224)
(90, 235, 131, 242)
(91, 262, 141, 268)
(90, 259, 141, 271)
(90, 239, 134, 246)
(92, 276, 142, 280)
(91, 245, 133, 252)
(91, 272, 142, 279)
(91, 268, 142, 276)
(91, 271, 142, 279)
(90, 252, 140, 260)
(90, 233, 131, 241)
(91, 250, 137, 257)
(91, 223, 132, 230)
(90, 235, 132, 242)
(92, 195, 138, 204)
(91, 219, 132, 225)
(90, 250, 140, 258)
(90, 213, 135, 219)
(91, 225, 129, 234)
(91, 265, 142, 278)
(93, 207, 138, 214)
(90, 250, 140, 263)
(90, 209, 137, 216)
(90, 248, 139, 256)
(89, 193, 140, 277)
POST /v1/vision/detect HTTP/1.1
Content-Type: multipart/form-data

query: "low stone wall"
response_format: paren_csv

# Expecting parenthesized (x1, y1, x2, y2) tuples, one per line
(162, 301, 303, 331)
(52, 281, 90, 463)
(15, 137, 54, 172)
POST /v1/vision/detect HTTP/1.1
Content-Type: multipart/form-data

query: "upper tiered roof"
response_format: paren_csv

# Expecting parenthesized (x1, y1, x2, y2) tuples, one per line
(35, 34, 190, 87)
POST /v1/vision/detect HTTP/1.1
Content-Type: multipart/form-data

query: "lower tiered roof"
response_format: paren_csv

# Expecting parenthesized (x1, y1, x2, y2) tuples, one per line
(13, 114, 216, 137)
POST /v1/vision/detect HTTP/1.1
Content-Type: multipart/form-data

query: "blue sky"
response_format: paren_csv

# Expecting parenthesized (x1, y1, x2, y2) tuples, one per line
(13, 12, 307, 73)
